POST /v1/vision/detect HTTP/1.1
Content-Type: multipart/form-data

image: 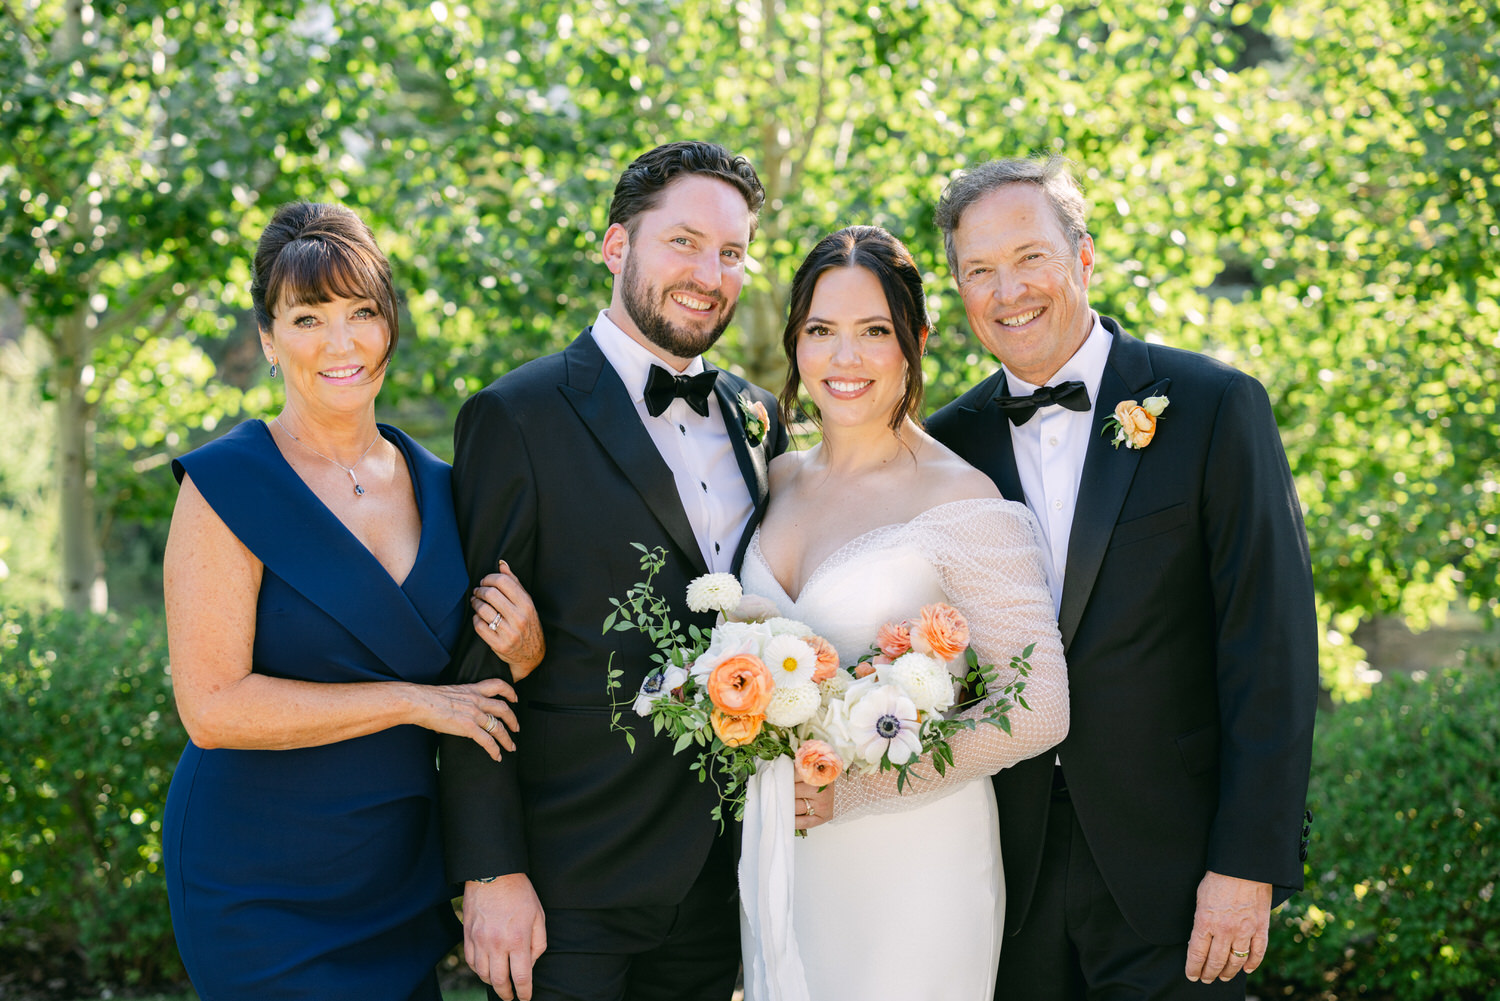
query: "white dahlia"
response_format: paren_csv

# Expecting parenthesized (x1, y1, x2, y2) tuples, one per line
(685, 573, 743, 614)
(764, 683, 822, 727)
(882, 652, 957, 714)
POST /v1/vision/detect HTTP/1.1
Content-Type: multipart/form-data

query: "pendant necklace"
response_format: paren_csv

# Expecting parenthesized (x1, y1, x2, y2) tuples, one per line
(273, 417, 380, 496)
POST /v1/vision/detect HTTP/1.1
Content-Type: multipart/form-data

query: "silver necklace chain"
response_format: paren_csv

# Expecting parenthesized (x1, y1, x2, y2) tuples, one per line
(272, 417, 380, 497)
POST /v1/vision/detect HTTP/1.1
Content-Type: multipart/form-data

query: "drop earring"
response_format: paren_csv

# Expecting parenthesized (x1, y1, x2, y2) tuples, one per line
(269, 360, 279, 379)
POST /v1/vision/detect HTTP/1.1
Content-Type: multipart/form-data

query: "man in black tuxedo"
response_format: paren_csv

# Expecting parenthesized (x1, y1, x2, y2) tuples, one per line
(439, 142, 787, 1001)
(926, 156, 1318, 998)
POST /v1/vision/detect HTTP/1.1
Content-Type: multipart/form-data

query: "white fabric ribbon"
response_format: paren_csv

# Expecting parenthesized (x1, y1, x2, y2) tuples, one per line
(738, 755, 810, 1001)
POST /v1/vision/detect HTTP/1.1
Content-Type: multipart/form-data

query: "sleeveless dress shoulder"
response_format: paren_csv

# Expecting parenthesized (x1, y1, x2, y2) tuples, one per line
(163, 420, 468, 1001)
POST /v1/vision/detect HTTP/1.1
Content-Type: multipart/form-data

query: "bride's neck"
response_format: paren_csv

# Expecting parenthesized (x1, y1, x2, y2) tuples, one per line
(815, 416, 921, 475)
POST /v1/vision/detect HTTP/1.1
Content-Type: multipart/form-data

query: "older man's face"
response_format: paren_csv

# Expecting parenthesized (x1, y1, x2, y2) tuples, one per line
(952, 184, 1095, 386)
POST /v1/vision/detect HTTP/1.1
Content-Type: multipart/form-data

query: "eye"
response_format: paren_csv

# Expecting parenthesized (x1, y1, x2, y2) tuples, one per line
(1022, 252, 1044, 262)
(864, 324, 893, 337)
(720, 248, 742, 262)
(965, 266, 990, 281)
(804, 323, 831, 337)
(353, 306, 378, 320)
(672, 236, 693, 247)
(290, 313, 318, 328)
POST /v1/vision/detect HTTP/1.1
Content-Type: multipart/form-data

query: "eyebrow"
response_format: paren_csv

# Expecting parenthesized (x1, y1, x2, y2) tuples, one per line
(805, 314, 893, 325)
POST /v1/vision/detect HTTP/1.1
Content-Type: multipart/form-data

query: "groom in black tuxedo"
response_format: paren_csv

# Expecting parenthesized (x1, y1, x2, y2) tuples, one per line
(927, 156, 1318, 998)
(439, 142, 787, 1001)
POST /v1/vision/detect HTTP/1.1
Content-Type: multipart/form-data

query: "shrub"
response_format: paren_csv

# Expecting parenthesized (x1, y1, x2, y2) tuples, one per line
(1264, 649, 1500, 1000)
(0, 605, 186, 990)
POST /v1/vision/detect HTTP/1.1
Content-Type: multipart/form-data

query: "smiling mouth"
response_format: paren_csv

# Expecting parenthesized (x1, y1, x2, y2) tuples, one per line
(824, 379, 873, 396)
(321, 366, 363, 379)
(999, 308, 1044, 327)
(669, 290, 718, 312)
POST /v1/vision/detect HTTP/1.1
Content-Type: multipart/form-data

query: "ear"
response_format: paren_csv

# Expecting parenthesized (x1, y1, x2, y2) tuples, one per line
(259, 328, 275, 363)
(601, 222, 630, 276)
(1078, 233, 1095, 288)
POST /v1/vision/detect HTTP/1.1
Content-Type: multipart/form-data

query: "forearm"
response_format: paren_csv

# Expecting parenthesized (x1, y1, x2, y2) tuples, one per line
(180, 673, 426, 750)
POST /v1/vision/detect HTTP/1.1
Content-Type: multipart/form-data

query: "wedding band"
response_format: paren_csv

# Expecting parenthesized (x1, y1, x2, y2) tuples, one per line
(483, 715, 498, 734)
(1231, 948, 1250, 958)
(801, 797, 812, 815)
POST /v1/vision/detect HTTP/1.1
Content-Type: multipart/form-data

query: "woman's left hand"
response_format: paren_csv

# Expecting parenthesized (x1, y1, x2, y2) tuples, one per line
(793, 780, 835, 832)
(471, 560, 545, 682)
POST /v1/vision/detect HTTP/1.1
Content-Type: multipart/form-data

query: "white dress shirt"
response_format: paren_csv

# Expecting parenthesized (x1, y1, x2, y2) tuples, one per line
(591, 310, 751, 572)
(1003, 313, 1113, 612)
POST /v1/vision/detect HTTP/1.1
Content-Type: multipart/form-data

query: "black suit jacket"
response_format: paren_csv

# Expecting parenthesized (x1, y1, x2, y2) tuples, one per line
(927, 316, 1317, 944)
(438, 327, 787, 909)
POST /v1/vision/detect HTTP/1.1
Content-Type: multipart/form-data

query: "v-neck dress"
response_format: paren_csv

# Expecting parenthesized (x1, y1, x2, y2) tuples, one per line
(163, 420, 467, 1001)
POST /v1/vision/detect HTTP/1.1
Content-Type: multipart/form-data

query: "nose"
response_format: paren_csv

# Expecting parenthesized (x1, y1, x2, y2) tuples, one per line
(831, 331, 861, 365)
(325, 314, 356, 351)
(992, 268, 1025, 305)
(690, 249, 722, 291)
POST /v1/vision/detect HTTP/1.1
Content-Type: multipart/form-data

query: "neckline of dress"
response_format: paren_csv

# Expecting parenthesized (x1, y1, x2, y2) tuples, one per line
(752, 496, 1012, 605)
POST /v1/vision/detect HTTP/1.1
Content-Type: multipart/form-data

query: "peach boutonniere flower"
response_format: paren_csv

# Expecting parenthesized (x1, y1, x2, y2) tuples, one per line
(738, 394, 769, 446)
(1103, 395, 1169, 449)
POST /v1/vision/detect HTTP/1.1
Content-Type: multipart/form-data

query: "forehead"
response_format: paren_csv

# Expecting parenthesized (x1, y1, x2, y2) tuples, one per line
(954, 184, 1067, 258)
(636, 174, 753, 243)
(809, 266, 890, 314)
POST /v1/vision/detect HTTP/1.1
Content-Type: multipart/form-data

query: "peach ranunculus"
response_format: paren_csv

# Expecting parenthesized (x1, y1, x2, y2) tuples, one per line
(853, 660, 879, 679)
(876, 620, 912, 659)
(794, 739, 845, 787)
(807, 634, 841, 683)
(711, 709, 765, 747)
(909, 603, 971, 662)
(705, 653, 776, 715)
(1112, 399, 1158, 449)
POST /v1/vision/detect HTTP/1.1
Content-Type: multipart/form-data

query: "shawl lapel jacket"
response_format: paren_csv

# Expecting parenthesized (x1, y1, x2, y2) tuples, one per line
(928, 316, 1318, 944)
(438, 328, 786, 909)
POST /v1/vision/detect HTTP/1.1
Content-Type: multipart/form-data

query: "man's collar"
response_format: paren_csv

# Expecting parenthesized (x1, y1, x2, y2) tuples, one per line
(591, 309, 706, 404)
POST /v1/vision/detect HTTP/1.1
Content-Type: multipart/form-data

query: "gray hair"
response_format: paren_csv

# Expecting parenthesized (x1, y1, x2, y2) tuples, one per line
(933, 155, 1090, 276)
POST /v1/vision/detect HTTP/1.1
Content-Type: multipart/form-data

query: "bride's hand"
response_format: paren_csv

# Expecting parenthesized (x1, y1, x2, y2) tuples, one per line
(794, 780, 834, 831)
(471, 560, 545, 681)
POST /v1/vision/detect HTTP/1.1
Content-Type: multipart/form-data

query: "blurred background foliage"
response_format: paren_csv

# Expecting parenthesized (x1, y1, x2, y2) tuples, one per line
(1, 0, 1497, 996)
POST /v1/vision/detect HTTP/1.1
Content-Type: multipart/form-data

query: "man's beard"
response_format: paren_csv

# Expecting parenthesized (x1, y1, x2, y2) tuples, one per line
(620, 253, 737, 359)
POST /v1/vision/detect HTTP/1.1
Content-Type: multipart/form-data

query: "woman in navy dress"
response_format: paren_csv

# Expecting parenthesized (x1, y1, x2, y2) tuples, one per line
(162, 202, 543, 1000)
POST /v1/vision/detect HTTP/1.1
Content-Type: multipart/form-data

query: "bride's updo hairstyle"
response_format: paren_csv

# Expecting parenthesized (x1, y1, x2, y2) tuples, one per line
(778, 225, 930, 433)
(250, 202, 400, 374)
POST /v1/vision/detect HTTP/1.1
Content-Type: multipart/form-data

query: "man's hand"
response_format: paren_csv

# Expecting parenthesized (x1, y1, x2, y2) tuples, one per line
(463, 874, 547, 1001)
(1184, 871, 1272, 983)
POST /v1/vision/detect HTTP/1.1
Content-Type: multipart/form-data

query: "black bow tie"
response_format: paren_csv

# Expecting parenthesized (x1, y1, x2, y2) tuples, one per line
(644, 365, 719, 418)
(993, 380, 1090, 425)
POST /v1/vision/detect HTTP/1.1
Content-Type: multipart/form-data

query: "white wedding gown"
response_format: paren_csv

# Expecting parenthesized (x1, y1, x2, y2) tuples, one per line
(739, 498, 1069, 1001)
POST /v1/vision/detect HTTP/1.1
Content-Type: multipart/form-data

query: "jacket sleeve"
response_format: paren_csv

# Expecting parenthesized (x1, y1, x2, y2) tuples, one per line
(1201, 373, 1319, 895)
(438, 387, 539, 882)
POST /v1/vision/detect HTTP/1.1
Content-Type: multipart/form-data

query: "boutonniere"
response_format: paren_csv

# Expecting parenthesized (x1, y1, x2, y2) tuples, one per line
(738, 394, 770, 446)
(1102, 395, 1169, 449)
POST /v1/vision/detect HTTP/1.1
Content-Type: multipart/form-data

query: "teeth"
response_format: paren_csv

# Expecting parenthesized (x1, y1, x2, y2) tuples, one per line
(999, 309, 1043, 327)
(826, 380, 870, 393)
(323, 367, 360, 378)
(671, 292, 714, 310)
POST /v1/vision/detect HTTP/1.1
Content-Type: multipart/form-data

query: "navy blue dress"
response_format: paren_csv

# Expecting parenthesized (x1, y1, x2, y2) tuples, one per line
(164, 420, 467, 1000)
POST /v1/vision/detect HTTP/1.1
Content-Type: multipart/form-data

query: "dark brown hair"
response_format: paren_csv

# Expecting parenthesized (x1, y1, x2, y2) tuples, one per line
(607, 141, 766, 238)
(250, 202, 399, 372)
(778, 226, 930, 432)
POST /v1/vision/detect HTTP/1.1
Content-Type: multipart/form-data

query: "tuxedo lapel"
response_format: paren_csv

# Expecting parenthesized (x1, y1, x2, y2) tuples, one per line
(955, 371, 1026, 504)
(1057, 325, 1169, 646)
(713, 374, 772, 569)
(558, 329, 707, 575)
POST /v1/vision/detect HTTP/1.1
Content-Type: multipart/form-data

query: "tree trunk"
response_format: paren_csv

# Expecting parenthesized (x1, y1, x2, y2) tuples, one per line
(56, 308, 106, 613)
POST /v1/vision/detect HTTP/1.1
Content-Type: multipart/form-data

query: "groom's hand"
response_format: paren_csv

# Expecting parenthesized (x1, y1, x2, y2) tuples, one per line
(463, 874, 547, 1001)
(1184, 870, 1271, 984)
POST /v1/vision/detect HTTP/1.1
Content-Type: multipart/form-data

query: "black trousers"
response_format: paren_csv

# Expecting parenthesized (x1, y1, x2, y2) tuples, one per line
(494, 837, 740, 1001)
(995, 773, 1245, 1000)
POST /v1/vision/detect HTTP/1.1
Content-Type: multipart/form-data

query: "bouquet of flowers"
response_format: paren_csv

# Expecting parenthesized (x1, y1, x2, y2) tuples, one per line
(605, 544, 1035, 825)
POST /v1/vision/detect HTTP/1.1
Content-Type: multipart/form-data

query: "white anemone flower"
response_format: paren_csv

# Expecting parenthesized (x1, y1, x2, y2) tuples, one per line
(764, 683, 821, 727)
(848, 684, 921, 766)
(762, 634, 817, 688)
(633, 664, 688, 716)
(882, 652, 957, 714)
(685, 573, 743, 614)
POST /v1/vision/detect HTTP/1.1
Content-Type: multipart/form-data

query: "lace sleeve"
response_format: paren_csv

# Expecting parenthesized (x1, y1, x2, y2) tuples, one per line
(830, 500, 1070, 823)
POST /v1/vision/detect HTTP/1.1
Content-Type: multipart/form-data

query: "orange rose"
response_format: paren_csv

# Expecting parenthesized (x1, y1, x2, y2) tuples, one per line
(909, 603, 970, 662)
(853, 660, 879, 679)
(794, 739, 845, 787)
(876, 620, 912, 659)
(1113, 400, 1157, 449)
(807, 634, 841, 683)
(705, 653, 776, 715)
(711, 709, 765, 747)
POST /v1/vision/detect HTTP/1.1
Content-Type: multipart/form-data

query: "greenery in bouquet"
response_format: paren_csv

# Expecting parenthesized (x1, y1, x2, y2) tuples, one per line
(604, 545, 1035, 824)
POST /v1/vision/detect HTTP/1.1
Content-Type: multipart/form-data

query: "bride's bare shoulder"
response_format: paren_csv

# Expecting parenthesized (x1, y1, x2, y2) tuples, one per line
(768, 446, 814, 493)
(914, 433, 1002, 504)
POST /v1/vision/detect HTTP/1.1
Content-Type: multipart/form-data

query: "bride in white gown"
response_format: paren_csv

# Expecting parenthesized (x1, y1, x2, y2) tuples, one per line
(739, 226, 1068, 1001)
